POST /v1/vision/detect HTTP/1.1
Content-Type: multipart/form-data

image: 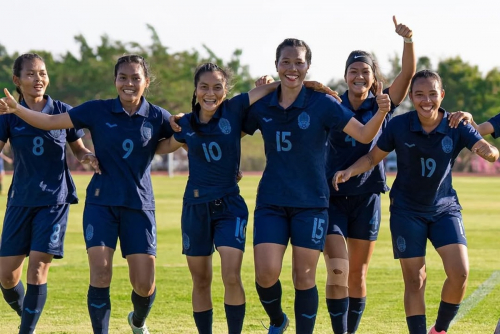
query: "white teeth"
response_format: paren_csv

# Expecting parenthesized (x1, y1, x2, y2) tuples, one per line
(285, 75, 298, 80)
(124, 90, 135, 94)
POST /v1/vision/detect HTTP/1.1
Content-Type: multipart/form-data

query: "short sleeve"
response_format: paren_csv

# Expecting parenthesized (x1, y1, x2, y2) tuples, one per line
(460, 123, 482, 151)
(158, 107, 174, 140)
(0, 115, 11, 143)
(173, 115, 190, 144)
(375, 120, 396, 153)
(323, 95, 354, 132)
(242, 105, 260, 135)
(487, 114, 500, 139)
(68, 101, 96, 130)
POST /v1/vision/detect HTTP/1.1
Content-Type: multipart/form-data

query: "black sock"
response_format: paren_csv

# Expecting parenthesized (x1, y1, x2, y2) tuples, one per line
(255, 280, 284, 327)
(295, 286, 318, 334)
(224, 303, 245, 334)
(87, 285, 111, 333)
(326, 297, 348, 334)
(435, 301, 460, 332)
(347, 296, 366, 333)
(1, 281, 24, 316)
(131, 288, 156, 327)
(193, 309, 213, 334)
(19, 283, 47, 334)
(406, 315, 427, 334)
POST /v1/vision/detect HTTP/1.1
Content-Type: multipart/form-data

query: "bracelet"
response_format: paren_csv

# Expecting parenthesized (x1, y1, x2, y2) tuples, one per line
(404, 37, 413, 44)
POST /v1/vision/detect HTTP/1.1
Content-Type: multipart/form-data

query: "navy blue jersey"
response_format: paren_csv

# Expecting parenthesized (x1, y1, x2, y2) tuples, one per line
(487, 113, 500, 138)
(376, 109, 482, 213)
(69, 97, 173, 210)
(174, 93, 249, 204)
(0, 95, 83, 207)
(325, 89, 396, 196)
(243, 86, 354, 208)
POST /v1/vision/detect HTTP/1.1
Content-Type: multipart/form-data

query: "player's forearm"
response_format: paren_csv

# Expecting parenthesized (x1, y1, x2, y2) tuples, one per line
(357, 111, 386, 144)
(14, 104, 71, 130)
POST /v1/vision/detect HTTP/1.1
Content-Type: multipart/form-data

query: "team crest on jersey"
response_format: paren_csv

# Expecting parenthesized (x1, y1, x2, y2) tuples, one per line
(182, 233, 190, 250)
(396, 236, 406, 252)
(49, 129, 62, 139)
(219, 118, 231, 134)
(86, 224, 94, 241)
(298, 112, 310, 130)
(441, 136, 453, 154)
(141, 122, 153, 143)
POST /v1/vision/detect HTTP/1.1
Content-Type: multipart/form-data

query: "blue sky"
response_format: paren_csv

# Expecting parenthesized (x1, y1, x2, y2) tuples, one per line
(3, 0, 498, 83)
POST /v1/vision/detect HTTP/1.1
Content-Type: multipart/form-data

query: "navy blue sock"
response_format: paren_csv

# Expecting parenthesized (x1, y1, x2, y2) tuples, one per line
(1, 281, 24, 316)
(87, 285, 111, 334)
(255, 281, 284, 327)
(406, 315, 427, 334)
(224, 303, 245, 334)
(295, 286, 318, 334)
(326, 297, 348, 334)
(19, 283, 47, 334)
(347, 296, 366, 333)
(131, 288, 156, 327)
(193, 309, 213, 334)
(435, 301, 460, 332)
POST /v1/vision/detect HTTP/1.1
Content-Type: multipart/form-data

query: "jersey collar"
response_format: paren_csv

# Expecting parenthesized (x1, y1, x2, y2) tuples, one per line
(410, 108, 449, 134)
(341, 90, 376, 112)
(20, 95, 54, 114)
(269, 85, 308, 109)
(192, 104, 222, 124)
(113, 96, 150, 117)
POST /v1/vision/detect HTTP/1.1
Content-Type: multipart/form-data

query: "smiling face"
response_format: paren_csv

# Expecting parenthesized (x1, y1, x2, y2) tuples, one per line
(409, 77, 445, 120)
(275, 46, 310, 90)
(345, 61, 374, 97)
(114, 62, 150, 107)
(195, 71, 227, 117)
(13, 58, 49, 100)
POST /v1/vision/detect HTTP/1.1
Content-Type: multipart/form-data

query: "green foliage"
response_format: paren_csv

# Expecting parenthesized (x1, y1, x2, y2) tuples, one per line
(0, 25, 255, 114)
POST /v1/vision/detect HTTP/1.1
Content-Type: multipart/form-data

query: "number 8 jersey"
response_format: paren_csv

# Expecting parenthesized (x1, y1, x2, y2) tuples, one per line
(68, 97, 173, 210)
(0, 95, 84, 206)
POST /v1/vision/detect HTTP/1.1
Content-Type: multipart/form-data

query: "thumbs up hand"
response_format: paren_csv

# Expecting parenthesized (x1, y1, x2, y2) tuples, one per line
(375, 82, 391, 114)
(393, 15, 413, 39)
(0, 88, 19, 114)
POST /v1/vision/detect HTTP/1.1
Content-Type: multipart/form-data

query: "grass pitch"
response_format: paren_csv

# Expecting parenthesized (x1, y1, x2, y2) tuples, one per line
(0, 173, 499, 333)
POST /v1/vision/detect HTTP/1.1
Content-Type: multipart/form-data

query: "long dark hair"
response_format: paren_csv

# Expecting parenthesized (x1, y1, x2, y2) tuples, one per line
(12, 53, 45, 102)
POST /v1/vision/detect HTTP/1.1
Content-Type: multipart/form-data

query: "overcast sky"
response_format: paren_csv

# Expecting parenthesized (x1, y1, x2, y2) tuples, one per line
(2, 0, 498, 84)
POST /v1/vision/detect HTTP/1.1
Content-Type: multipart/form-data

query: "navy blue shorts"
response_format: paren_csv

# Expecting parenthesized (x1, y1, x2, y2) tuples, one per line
(327, 193, 381, 241)
(181, 194, 248, 256)
(0, 204, 69, 258)
(390, 208, 467, 259)
(83, 204, 157, 258)
(253, 204, 328, 250)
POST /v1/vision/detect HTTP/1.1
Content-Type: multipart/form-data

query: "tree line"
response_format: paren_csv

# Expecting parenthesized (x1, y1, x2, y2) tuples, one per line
(1, 26, 499, 171)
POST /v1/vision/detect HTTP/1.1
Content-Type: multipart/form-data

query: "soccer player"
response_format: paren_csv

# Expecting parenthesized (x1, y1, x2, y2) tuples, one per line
(0, 54, 174, 334)
(323, 16, 415, 334)
(243, 38, 391, 334)
(0, 53, 98, 334)
(0, 150, 13, 194)
(333, 70, 499, 334)
(160, 63, 338, 334)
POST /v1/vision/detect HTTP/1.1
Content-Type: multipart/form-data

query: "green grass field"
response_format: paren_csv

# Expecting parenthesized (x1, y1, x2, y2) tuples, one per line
(0, 174, 499, 333)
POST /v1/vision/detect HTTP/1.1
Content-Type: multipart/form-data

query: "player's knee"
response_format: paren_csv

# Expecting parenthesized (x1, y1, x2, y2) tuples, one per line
(0, 275, 18, 289)
(255, 270, 280, 287)
(449, 269, 468, 287)
(90, 267, 112, 287)
(404, 274, 426, 293)
(326, 257, 349, 288)
(222, 271, 241, 287)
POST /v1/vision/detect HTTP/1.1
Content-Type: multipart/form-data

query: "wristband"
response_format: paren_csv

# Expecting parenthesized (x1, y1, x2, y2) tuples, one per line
(404, 37, 413, 44)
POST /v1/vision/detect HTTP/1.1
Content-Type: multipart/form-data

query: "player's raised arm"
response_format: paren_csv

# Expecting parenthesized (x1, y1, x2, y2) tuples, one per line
(0, 88, 74, 130)
(342, 82, 390, 144)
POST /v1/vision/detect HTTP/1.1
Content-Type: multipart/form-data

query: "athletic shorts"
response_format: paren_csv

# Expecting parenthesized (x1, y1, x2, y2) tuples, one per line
(0, 204, 70, 258)
(327, 193, 381, 241)
(181, 194, 248, 256)
(390, 208, 467, 259)
(83, 204, 156, 258)
(253, 204, 328, 250)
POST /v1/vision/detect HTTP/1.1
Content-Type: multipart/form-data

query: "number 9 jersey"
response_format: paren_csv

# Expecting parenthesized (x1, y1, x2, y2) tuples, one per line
(68, 97, 173, 210)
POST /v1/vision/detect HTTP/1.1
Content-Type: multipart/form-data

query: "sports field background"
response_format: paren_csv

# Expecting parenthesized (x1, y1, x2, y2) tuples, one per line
(0, 173, 499, 333)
